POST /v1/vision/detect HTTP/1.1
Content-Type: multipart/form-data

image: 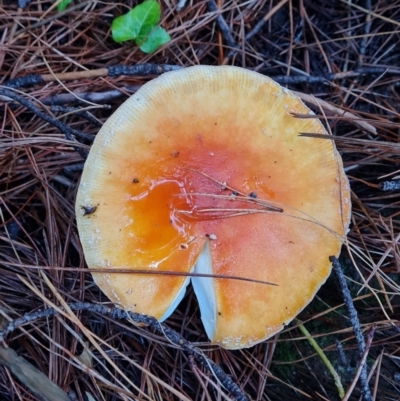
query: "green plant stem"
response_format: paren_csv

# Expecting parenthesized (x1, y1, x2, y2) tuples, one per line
(295, 319, 345, 399)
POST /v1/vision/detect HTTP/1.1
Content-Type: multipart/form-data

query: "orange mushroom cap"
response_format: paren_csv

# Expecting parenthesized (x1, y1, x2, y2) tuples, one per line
(75, 66, 351, 349)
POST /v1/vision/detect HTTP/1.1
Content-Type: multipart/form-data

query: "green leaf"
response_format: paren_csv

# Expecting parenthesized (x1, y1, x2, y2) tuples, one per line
(111, 0, 161, 43)
(139, 26, 170, 53)
(57, 0, 72, 12)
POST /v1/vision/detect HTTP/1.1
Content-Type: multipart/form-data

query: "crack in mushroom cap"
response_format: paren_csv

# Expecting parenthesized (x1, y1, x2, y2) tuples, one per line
(75, 65, 351, 349)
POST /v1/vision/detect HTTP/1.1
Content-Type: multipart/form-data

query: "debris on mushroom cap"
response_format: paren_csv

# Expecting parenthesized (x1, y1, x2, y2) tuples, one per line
(75, 66, 351, 349)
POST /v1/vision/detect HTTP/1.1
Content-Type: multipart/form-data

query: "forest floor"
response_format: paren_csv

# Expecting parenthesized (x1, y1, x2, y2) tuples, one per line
(1, 1, 400, 400)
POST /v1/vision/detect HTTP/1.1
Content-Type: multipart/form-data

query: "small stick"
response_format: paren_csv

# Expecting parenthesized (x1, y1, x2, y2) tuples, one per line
(178, 207, 279, 219)
(335, 340, 352, 374)
(50, 106, 103, 127)
(206, 1, 237, 49)
(378, 180, 400, 191)
(107, 64, 182, 77)
(63, 163, 84, 173)
(176, 192, 282, 212)
(3, 64, 182, 89)
(0, 303, 249, 401)
(296, 319, 345, 399)
(5, 65, 400, 89)
(271, 67, 400, 85)
(18, 0, 33, 8)
(226, 0, 290, 59)
(39, 86, 140, 106)
(330, 256, 373, 401)
(244, 0, 289, 42)
(293, 92, 377, 135)
(0, 87, 89, 158)
(0, 262, 277, 286)
(341, 326, 375, 401)
(188, 355, 213, 401)
(13, 1, 92, 35)
(185, 168, 283, 212)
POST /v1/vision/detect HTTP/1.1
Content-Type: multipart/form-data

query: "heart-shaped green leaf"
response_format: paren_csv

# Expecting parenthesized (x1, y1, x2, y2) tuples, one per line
(57, 0, 72, 12)
(111, 0, 161, 44)
(139, 26, 171, 53)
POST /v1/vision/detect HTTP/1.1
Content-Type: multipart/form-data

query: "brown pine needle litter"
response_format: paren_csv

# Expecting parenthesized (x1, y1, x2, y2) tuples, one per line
(1, 0, 400, 400)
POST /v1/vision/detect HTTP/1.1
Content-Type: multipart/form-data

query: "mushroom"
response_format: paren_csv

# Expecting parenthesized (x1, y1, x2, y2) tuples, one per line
(75, 66, 351, 349)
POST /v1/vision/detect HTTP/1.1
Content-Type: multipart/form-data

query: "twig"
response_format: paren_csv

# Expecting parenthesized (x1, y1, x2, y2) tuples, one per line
(2, 74, 44, 88)
(6, 65, 400, 90)
(12, 1, 97, 38)
(245, 0, 289, 42)
(271, 67, 400, 85)
(335, 340, 352, 374)
(293, 92, 377, 135)
(330, 256, 373, 401)
(50, 106, 103, 127)
(176, 0, 188, 11)
(339, 0, 400, 27)
(206, 1, 237, 49)
(0, 302, 249, 401)
(341, 326, 376, 401)
(0, 346, 71, 401)
(1, 261, 277, 286)
(378, 180, 400, 191)
(63, 163, 85, 173)
(296, 319, 345, 399)
(40, 86, 140, 106)
(188, 355, 213, 401)
(226, 0, 289, 60)
(17, 0, 32, 8)
(107, 64, 182, 77)
(4, 64, 182, 89)
(0, 87, 90, 158)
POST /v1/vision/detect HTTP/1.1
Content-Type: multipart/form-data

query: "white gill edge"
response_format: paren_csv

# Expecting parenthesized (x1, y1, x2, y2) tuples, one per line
(159, 241, 217, 342)
(159, 272, 191, 322)
(191, 240, 216, 341)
